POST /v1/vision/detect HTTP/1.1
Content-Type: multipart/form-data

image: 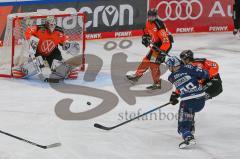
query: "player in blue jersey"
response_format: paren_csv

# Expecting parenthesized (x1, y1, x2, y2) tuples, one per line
(165, 56, 209, 149)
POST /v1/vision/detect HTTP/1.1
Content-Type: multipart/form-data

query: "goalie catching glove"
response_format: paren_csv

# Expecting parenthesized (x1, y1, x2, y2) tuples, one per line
(63, 41, 80, 56)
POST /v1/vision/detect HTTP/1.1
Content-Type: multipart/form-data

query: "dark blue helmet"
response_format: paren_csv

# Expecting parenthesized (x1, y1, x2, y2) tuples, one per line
(180, 50, 194, 60)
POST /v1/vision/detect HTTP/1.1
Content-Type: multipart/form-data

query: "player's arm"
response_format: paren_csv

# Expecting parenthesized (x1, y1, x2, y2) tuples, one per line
(150, 29, 171, 63)
(204, 60, 219, 78)
(186, 65, 209, 80)
(167, 75, 180, 105)
(157, 29, 171, 53)
(25, 26, 38, 40)
(141, 23, 151, 47)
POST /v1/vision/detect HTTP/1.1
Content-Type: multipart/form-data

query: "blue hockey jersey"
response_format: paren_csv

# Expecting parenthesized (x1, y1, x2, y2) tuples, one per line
(168, 64, 209, 101)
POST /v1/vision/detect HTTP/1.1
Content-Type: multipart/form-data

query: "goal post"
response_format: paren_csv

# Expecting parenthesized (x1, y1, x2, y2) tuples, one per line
(0, 11, 86, 78)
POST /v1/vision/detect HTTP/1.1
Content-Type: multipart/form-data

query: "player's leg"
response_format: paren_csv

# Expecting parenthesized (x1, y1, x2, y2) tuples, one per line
(146, 62, 161, 90)
(45, 48, 63, 68)
(233, 1, 240, 35)
(12, 56, 44, 78)
(178, 97, 205, 148)
(126, 56, 150, 83)
(47, 48, 79, 80)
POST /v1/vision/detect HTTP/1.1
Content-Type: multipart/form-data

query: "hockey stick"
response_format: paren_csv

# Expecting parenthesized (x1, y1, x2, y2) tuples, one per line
(0, 130, 61, 149)
(94, 102, 171, 131)
(38, 73, 61, 83)
(148, 42, 170, 57)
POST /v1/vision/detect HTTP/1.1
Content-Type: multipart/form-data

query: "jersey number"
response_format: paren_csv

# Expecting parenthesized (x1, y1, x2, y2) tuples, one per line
(179, 82, 197, 93)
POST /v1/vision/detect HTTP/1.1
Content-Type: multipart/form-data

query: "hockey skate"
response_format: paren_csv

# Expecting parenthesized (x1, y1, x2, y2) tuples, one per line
(146, 83, 161, 90)
(125, 74, 140, 84)
(179, 136, 196, 149)
(233, 29, 238, 35)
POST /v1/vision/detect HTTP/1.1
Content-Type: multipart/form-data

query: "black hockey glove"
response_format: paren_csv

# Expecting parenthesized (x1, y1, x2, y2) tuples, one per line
(170, 92, 179, 105)
(142, 34, 151, 47)
(156, 53, 166, 64)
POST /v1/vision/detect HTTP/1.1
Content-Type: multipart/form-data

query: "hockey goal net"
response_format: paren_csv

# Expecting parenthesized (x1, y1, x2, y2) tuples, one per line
(0, 11, 86, 77)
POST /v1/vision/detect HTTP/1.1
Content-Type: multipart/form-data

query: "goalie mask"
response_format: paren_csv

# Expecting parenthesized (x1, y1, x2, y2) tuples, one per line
(45, 16, 56, 33)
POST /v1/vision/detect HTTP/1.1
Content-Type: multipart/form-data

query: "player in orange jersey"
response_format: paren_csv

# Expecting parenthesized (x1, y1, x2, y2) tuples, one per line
(180, 50, 223, 100)
(233, 0, 240, 35)
(12, 16, 80, 80)
(126, 8, 173, 90)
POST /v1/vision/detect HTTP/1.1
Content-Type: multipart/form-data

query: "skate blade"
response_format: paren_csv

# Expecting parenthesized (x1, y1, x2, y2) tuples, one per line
(124, 76, 137, 85)
(179, 139, 196, 149)
(145, 86, 162, 93)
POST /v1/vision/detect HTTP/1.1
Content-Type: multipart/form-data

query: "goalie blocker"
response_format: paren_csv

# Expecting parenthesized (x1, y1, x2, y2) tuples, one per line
(12, 15, 81, 80)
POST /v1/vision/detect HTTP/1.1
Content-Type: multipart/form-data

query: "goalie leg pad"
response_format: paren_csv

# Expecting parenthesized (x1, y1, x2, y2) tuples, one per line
(12, 66, 27, 78)
(67, 68, 80, 80)
(51, 59, 79, 79)
(22, 61, 40, 78)
(51, 59, 71, 79)
(12, 61, 40, 78)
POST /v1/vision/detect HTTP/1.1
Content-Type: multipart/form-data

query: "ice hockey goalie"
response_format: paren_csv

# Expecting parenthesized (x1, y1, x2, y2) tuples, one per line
(12, 15, 80, 80)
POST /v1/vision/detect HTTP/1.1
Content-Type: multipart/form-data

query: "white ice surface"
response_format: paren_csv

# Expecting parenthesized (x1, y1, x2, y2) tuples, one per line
(0, 32, 239, 159)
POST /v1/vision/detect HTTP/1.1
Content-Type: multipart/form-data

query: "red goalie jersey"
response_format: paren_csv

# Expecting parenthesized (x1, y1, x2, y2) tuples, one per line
(25, 25, 68, 57)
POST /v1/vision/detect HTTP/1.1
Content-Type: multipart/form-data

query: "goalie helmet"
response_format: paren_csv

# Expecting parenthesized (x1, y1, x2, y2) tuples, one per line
(45, 15, 56, 32)
(147, 8, 157, 22)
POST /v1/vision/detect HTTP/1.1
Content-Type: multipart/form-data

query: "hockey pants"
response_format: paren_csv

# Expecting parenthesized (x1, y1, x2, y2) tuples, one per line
(178, 97, 205, 139)
(135, 56, 161, 84)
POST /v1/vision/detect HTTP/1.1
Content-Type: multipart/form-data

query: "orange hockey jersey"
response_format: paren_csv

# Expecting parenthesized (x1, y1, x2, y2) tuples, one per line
(144, 19, 171, 52)
(191, 58, 219, 79)
(25, 25, 68, 56)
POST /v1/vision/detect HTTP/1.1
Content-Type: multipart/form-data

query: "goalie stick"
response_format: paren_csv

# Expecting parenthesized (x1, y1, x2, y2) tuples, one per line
(94, 102, 170, 131)
(0, 130, 61, 149)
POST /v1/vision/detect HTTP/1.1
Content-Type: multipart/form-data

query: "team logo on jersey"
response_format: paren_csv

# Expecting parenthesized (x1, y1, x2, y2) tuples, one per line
(40, 40, 56, 55)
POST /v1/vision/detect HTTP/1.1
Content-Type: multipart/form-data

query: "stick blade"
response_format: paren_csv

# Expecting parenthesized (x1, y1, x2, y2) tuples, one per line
(45, 142, 61, 149)
(94, 123, 111, 130)
(45, 78, 61, 83)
